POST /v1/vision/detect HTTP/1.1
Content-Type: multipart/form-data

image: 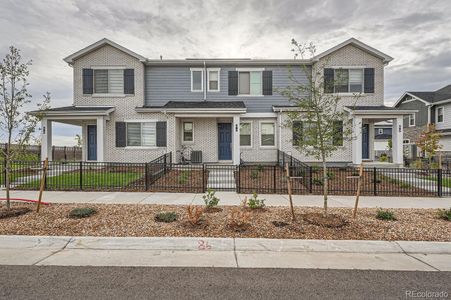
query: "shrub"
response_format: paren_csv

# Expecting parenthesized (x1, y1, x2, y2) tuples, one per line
(326, 171, 335, 180)
(154, 211, 177, 223)
(379, 153, 388, 162)
(312, 178, 324, 186)
(246, 192, 265, 209)
(69, 207, 97, 219)
(376, 208, 396, 221)
(202, 188, 220, 208)
(311, 166, 321, 173)
(411, 159, 424, 169)
(250, 170, 259, 180)
(256, 164, 264, 172)
(437, 208, 451, 221)
(430, 162, 439, 169)
(187, 205, 203, 225)
(228, 208, 251, 229)
(178, 170, 190, 184)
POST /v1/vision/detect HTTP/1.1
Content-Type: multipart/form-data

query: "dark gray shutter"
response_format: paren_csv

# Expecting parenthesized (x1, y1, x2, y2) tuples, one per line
(364, 68, 375, 93)
(156, 121, 167, 147)
(333, 121, 343, 146)
(430, 105, 436, 124)
(228, 71, 238, 95)
(82, 68, 93, 94)
(124, 69, 134, 94)
(115, 122, 126, 147)
(262, 70, 273, 95)
(292, 121, 303, 145)
(324, 68, 334, 93)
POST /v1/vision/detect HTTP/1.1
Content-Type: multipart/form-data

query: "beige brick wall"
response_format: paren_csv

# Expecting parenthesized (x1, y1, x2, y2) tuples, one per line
(313, 44, 385, 108)
(240, 118, 278, 163)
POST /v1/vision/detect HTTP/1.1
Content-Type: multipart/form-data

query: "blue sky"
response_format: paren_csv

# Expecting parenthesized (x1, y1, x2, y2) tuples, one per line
(1, 0, 450, 145)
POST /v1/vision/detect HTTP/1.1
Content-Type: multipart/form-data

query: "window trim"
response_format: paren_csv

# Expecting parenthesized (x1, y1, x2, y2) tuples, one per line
(259, 121, 276, 148)
(91, 68, 125, 95)
(207, 68, 220, 92)
(409, 113, 416, 127)
(190, 68, 204, 92)
(239, 121, 253, 148)
(182, 121, 194, 144)
(236, 68, 264, 96)
(332, 67, 365, 95)
(436, 106, 444, 123)
(124, 120, 158, 148)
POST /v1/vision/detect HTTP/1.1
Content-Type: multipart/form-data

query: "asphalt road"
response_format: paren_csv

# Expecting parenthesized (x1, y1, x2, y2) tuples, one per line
(0, 266, 450, 300)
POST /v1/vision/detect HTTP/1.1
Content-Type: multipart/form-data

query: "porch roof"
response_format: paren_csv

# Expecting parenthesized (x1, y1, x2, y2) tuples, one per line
(30, 106, 115, 117)
(344, 105, 417, 116)
(136, 101, 247, 113)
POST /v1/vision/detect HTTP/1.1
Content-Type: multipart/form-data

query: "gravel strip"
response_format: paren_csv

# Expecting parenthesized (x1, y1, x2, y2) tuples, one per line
(0, 203, 449, 241)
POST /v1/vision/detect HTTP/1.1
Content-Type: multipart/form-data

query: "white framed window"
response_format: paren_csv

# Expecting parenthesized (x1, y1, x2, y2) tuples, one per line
(260, 121, 275, 147)
(93, 69, 124, 94)
(190, 68, 203, 92)
(126, 122, 156, 147)
(409, 113, 416, 127)
(437, 106, 444, 123)
(183, 121, 194, 142)
(378, 128, 384, 135)
(240, 122, 252, 147)
(207, 68, 220, 91)
(238, 69, 263, 95)
(333, 68, 364, 93)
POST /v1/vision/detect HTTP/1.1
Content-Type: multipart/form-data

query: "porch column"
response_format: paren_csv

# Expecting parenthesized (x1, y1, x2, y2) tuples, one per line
(96, 116, 105, 162)
(392, 116, 403, 165)
(352, 117, 362, 164)
(41, 118, 52, 161)
(232, 115, 240, 165)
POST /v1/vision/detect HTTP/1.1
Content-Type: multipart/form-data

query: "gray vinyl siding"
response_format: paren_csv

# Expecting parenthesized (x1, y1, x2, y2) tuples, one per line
(145, 65, 310, 112)
(397, 98, 429, 127)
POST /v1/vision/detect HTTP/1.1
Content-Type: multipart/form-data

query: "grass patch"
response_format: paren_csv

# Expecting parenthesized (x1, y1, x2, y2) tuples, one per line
(437, 208, 451, 221)
(154, 211, 177, 223)
(69, 207, 97, 219)
(376, 208, 396, 221)
(423, 176, 451, 188)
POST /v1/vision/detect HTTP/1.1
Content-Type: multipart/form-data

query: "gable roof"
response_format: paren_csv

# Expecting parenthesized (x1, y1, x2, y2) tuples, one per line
(394, 84, 451, 107)
(313, 38, 393, 65)
(63, 38, 147, 64)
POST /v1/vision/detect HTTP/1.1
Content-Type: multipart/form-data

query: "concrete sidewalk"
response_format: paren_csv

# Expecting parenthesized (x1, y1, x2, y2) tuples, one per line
(0, 235, 450, 271)
(1, 190, 451, 208)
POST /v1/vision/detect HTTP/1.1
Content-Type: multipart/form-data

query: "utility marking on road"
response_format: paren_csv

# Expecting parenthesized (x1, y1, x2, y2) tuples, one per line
(198, 240, 212, 250)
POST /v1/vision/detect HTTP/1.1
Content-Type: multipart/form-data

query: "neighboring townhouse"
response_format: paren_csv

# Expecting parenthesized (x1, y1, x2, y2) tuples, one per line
(35, 38, 415, 167)
(374, 121, 392, 157)
(394, 84, 451, 155)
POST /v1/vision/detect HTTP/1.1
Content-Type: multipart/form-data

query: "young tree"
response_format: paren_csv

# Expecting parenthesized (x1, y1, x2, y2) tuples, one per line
(281, 40, 356, 217)
(0, 46, 50, 209)
(416, 123, 442, 167)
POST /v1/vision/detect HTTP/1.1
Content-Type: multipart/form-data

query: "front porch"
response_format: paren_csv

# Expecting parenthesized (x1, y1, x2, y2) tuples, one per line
(347, 106, 418, 167)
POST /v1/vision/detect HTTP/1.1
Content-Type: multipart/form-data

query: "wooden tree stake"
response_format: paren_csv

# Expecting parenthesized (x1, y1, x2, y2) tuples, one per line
(36, 158, 48, 213)
(285, 163, 296, 221)
(352, 162, 364, 219)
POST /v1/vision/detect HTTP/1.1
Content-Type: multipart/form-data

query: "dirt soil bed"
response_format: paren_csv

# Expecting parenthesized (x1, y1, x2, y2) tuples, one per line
(0, 203, 449, 241)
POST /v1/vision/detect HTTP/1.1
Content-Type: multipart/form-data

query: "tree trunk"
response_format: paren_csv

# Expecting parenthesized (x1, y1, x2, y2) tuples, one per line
(322, 155, 328, 217)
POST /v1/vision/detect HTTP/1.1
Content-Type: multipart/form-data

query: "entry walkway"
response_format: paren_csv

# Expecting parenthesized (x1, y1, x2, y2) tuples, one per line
(1, 190, 450, 208)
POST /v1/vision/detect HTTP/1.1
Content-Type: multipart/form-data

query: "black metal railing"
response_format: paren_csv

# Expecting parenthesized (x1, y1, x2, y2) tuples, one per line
(2, 150, 449, 197)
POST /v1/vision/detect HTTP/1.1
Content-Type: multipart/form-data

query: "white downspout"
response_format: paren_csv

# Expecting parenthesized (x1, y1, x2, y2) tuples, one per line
(203, 60, 207, 101)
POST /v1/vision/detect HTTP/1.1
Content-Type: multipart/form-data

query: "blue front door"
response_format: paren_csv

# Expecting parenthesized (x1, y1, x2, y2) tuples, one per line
(362, 124, 369, 160)
(218, 123, 232, 160)
(87, 125, 97, 161)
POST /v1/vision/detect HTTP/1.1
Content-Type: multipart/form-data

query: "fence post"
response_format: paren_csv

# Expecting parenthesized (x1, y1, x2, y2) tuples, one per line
(282, 152, 285, 168)
(273, 165, 276, 193)
(309, 166, 313, 193)
(79, 161, 83, 191)
(437, 168, 442, 197)
(145, 162, 149, 191)
(163, 153, 167, 174)
(277, 150, 280, 165)
(373, 167, 377, 196)
(64, 146, 67, 161)
(202, 164, 206, 192)
(52, 146, 55, 161)
(237, 165, 240, 193)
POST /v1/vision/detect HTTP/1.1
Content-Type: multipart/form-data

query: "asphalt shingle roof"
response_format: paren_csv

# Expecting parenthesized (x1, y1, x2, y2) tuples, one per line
(408, 84, 451, 103)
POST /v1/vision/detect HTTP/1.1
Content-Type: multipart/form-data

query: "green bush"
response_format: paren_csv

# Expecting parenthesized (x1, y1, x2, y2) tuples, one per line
(376, 208, 396, 221)
(326, 171, 335, 180)
(202, 188, 220, 208)
(178, 170, 190, 184)
(154, 211, 177, 223)
(311, 166, 321, 173)
(250, 170, 259, 180)
(69, 207, 97, 219)
(379, 154, 388, 162)
(430, 162, 439, 169)
(247, 192, 265, 209)
(411, 160, 424, 169)
(437, 208, 451, 221)
(312, 178, 323, 186)
(256, 164, 264, 172)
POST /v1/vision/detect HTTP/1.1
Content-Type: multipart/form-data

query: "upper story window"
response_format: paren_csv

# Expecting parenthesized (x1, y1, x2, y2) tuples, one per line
(409, 113, 415, 127)
(126, 122, 156, 147)
(82, 68, 134, 95)
(208, 69, 220, 91)
(239, 71, 262, 95)
(191, 69, 203, 92)
(437, 106, 444, 123)
(334, 68, 363, 93)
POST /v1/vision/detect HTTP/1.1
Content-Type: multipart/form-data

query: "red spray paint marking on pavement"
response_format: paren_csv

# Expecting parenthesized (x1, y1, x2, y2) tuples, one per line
(198, 240, 212, 250)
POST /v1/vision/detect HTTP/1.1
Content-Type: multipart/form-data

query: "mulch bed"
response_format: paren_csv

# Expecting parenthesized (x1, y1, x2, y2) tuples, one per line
(237, 166, 436, 197)
(149, 169, 207, 193)
(0, 203, 449, 241)
(0, 207, 31, 219)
